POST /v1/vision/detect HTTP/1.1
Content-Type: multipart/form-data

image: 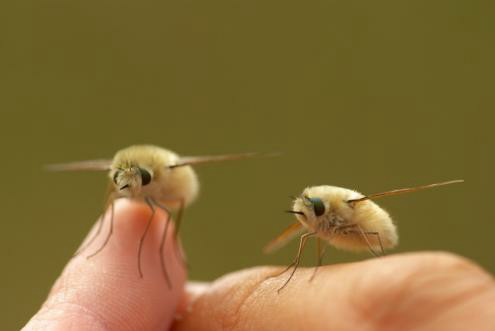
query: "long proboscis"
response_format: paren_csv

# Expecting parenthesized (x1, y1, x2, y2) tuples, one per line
(347, 179, 464, 204)
(169, 152, 281, 168)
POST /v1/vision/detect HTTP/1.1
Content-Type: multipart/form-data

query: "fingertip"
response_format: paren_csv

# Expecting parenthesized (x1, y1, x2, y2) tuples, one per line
(26, 199, 187, 330)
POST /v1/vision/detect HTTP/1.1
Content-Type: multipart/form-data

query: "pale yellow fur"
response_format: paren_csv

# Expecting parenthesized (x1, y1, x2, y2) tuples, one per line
(110, 145, 199, 209)
(293, 185, 398, 252)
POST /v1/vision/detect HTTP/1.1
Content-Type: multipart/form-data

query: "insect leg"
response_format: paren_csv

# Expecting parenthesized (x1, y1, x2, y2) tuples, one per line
(86, 201, 115, 259)
(174, 199, 185, 237)
(149, 199, 172, 288)
(356, 225, 383, 257)
(74, 213, 104, 257)
(342, 225, 381, 257)
(309, 237, 327, 282)
(269, 235, 308, 278)
(172, 199, 188, 269)
(137, 198, 156, 278)
(363, 231, 384, 255)
(277, 232, 316, 293)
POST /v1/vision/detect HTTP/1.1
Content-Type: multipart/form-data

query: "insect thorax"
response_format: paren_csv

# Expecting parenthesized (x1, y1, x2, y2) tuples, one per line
(316, 211, 347, 235)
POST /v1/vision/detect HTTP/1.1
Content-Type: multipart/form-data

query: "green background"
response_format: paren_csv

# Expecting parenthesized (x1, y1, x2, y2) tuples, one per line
(1, 1, 490, 329)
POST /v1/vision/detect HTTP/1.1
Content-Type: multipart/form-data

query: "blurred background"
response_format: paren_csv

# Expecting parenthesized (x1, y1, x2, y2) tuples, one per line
(1, 0, 490, 329)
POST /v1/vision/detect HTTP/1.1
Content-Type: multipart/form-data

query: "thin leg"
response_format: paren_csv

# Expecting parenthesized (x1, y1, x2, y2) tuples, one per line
(271, 260, 296, 279)
(309, 237, 326, 282)
(150, 199, 173, 288)
(74, 214, 104, 257)
(174, 199, 185, 237)
(172, 199, 188, 269)
(269, 233, 311, 279)
(345, 225, 381, 257)
(137, 198, 155, 278)
(363, 230, 384, 255)
(87, 202, 115, 259)
(159, 213, 172, 288)
(277, 232, 316, 293)
(358, 225, 379, 257)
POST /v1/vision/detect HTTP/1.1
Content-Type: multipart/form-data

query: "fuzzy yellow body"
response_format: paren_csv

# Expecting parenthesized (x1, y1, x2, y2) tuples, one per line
(293, 185, 398, 252)
(48, 144, 262, 210)
(265, 180, 461, 291)
(48, 144, 269, 285)
(110, 145, 199, 209)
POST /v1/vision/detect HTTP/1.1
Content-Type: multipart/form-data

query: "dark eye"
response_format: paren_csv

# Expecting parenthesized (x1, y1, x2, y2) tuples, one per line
(308, 197, 325, 217)
(112, 171, 120, 184)
(139, 168, 152, 186)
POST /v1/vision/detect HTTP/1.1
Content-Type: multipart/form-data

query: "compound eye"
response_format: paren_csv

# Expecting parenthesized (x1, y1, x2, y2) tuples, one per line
(138, 168, 152, 186)
(308, 197, 326, 217)
(112, 171, 120, 184)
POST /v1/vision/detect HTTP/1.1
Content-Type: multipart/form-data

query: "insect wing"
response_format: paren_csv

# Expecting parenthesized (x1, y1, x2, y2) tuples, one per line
(348, 179, 464, 203)
(264, 222, 304, 254)
(45, 159, 112, 171)
(170, 152, 272, 168)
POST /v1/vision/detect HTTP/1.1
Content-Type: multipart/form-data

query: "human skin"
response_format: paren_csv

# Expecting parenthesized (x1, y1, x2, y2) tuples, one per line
(24, 200, 495, 330)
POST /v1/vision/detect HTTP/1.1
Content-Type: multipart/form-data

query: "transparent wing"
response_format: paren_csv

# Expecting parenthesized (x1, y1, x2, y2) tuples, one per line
(263, 222, 304, 254)
(170, 152, 280, 168)
(348, 179, 464, 203)
(45, 159, 112, 171)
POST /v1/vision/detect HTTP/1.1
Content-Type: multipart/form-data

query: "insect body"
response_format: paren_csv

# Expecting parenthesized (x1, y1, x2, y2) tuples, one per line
(49, 144, 266, 287)
(293, 185, 398, 253)
(109, 145, 199, 207)
(265, 180, 464, 292)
